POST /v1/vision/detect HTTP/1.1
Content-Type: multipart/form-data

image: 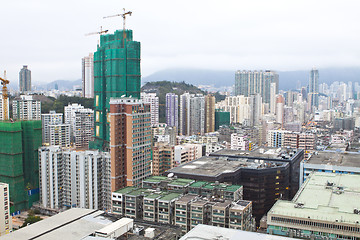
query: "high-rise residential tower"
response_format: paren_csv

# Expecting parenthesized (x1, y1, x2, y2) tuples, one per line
(179, 93, 205, 136)
(166, 93, 178, 129)
(141, 92, 159, 126)
(92, 30, 141, 151)
(0, 95, 9, 121)
(41, 111, 63, 144)
(0, 183, 11, 236)
(12, 95, 41, 120)
(205, 95, 215, 133)
(82, 53, 94, 98)
(308, 68, 319, 108)
(109, 98, 152, 190)
(234, 70, 279, 104)
(19, 65, 31, 92)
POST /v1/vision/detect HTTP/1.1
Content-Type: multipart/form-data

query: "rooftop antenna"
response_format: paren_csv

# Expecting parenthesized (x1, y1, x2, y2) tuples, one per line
(103, 8, 132, 47)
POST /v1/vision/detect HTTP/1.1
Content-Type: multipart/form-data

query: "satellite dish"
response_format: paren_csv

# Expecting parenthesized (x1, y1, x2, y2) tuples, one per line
(167, 173, 174, 178)
(121, 95, 125, 98)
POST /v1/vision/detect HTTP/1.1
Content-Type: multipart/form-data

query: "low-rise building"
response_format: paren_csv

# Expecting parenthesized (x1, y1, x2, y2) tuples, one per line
(267, 172, 360, 239)
(300, 151, 360, 183)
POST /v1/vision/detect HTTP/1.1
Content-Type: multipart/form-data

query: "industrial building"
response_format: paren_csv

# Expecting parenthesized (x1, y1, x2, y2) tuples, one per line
(0, 183, 11, 236)
(267, 172, 360, 239)
(300, 151, 360, 183)
(0, 208, 182, 240)
(92, 29, 141, 151)
(109, 98, 152, 190)
(180, 224, 297, 240)
(111, 176, 251, 233)
(0, 121, 42, 213)
(38, 146, 111, 211)
(167, 148, 304, 223)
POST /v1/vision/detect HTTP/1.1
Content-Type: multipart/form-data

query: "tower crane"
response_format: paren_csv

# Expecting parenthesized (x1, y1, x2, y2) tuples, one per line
(85, 26, 109, 36)
(0, 71, 9, 120)
(103, 8, 132, 46)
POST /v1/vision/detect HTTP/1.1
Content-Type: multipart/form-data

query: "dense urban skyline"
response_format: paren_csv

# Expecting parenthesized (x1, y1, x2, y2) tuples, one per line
(0, 0, 360, 84)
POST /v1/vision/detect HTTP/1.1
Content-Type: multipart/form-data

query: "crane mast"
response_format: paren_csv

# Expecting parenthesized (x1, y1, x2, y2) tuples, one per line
(0, 71, 10, 120)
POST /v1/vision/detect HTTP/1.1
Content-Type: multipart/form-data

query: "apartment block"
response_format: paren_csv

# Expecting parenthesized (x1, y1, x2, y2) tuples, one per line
(0, 95, 9, 120)
(49, 124, 70, 147)
(38, 146, 111, 210)
(109, 98, 152, 190)
(230, 133, 249, 150)
(205, 95, 215, 133)
(0, 183, 11, 236)
(74, 108, 94, 149)
(141, 92, 159, 126)
(42, 111, 63, 144)
(12, 95, 41, 120)
(152, 142, 175, 176)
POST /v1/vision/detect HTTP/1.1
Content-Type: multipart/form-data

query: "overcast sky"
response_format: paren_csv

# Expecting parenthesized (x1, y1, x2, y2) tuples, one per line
(1, 0, 360, 84)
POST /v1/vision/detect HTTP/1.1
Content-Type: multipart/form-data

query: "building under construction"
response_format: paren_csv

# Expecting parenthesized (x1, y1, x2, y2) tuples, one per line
(0, 121, 42, 213)
(92, 29, 141, 151)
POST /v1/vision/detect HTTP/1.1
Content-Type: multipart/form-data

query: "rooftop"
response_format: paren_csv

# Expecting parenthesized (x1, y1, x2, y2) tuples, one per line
(189, 181, 208, 188)
(158, 192, 182, 202)
(0, 209, 112, 240)
(142, 175, 169, 183)
(168, 155, 287, 178)
(167, 178, 195, 187)
(176, 194, 198, 203)
(114, 186, 137, 194)
(269, 172, 360, 224)
(211, 147, 300, 160)
(305, 151, 360, 168)
(180, 224, 297, 240)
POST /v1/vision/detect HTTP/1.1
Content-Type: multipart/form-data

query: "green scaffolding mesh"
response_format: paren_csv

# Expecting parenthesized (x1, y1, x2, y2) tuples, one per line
(0, 121, 41, 213)
(92, 29, 141, 150)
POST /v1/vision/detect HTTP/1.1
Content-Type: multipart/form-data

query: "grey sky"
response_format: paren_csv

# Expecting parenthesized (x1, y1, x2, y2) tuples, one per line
(1, 0, 360, 84)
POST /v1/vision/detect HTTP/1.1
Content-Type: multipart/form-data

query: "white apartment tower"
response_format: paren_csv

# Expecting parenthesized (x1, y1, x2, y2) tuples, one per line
(0, 183, 11, 236)
(82, 53, 94, 98)
(141, 92, 159, 126)
(12, 95, 41, 120)
(39, 146, 111, 210)
(74, 108, 94, 149)
(0, 95, 9, 120)
(49, 124, 70, 147)
(179, 93, 205, 136)
(42, 111, 63, 144)
(64, 103, 84, 142)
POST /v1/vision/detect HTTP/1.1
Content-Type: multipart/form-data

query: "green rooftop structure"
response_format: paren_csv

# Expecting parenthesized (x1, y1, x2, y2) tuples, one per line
(0, 121, 42, 213)
(91, 29, 141, 151)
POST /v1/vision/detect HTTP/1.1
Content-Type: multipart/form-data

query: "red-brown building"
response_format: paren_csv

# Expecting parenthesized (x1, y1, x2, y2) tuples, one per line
(110, 98, 152, 191)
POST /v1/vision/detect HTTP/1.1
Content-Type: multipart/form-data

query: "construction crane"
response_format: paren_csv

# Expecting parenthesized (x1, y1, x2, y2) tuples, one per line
(85, 26, 109, 36)
(103, 8, 132, 46)
(0, 71, 9, 120)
